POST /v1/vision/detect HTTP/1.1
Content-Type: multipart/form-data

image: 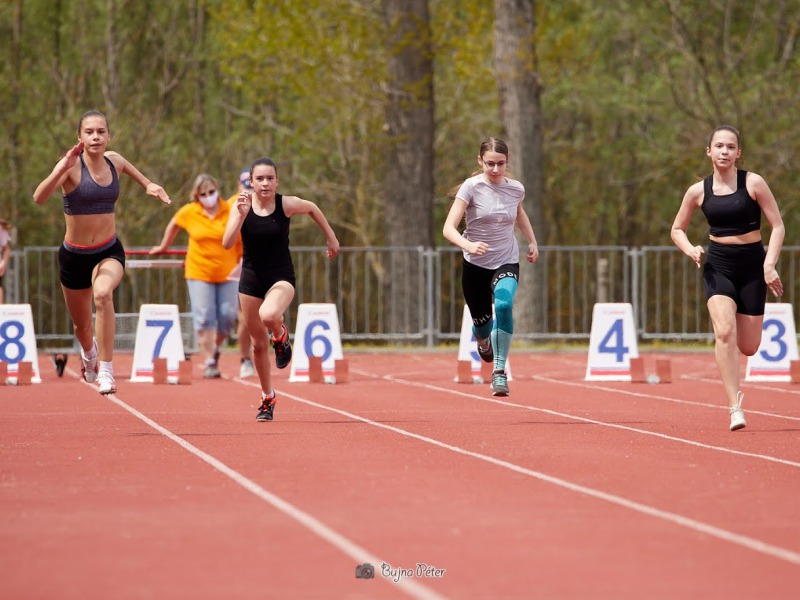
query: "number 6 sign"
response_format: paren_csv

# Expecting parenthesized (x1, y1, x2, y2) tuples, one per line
(289, 303, 344, 382)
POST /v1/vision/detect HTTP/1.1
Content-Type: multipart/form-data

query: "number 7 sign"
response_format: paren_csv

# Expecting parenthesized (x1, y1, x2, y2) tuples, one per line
(130, 304, 186, 382)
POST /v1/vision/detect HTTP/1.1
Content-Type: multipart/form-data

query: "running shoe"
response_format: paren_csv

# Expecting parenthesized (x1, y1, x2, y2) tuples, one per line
(256, 394, 277, 421)
(97, 371, 117, 395)
(81, 338, 98, 383)
(730, 390, 746, 431)
(272, 329, 293, 369)
(53, 353, 68, 378)
(239, 357, 255, 378)
(491, 370, 509, 397)
(476, 337, 493, 363)
(203, 364, 221, 379)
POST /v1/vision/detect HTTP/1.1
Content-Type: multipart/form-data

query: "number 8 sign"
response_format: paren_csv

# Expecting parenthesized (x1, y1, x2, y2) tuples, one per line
(289, 303, 344, 382)
(0, 304, 42, 383)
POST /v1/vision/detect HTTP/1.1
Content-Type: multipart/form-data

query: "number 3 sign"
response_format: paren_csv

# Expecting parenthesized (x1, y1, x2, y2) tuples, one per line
(745, 303, 799, 382)
(289, 303, 344, 382)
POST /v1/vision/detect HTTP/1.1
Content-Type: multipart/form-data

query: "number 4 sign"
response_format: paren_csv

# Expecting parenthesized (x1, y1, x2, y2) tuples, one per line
(585, 303, 639, 381)
(745, 303, 799, 382)
(289, 303, 344, 382)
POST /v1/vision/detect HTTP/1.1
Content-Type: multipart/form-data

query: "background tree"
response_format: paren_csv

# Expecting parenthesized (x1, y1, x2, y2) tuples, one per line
(382, 0, 436, 333)
(2, 0, 799, 291)
(494, 0, 546, 332)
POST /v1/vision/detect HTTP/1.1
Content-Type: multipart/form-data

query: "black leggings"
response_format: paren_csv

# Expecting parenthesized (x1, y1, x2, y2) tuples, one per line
(703, 241, 767, 316)
(461, 258, 519, 328)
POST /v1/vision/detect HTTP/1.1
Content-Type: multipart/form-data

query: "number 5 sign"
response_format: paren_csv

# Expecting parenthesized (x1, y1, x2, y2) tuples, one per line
(585, 303, 639, 381)
(289, 303, 344, 382)
(0, 304, 42, 383)
(745, 303, 799, 382)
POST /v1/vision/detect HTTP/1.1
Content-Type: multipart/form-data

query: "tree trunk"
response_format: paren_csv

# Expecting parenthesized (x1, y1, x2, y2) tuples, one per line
(9, 0, 22, 225)
(494, 0, 546, 337)
(103, 0, 119, 117)
(382, 0, 435, 335)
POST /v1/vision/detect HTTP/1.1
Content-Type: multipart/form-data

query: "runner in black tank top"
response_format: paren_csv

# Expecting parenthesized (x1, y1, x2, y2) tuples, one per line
(239, 193, 296, 297)
(222, 157, 340, 422)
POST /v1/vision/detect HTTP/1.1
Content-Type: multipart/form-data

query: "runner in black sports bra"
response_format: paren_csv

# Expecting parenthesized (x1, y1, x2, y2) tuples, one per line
(670, 125, 784, 432)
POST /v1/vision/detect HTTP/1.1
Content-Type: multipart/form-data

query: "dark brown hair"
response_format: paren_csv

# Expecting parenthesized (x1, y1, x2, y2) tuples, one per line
(250, 157, 278, 177)
(707, 125, 742, 168)
(447, 137, 510, 198)
(77, 110, 109, 135)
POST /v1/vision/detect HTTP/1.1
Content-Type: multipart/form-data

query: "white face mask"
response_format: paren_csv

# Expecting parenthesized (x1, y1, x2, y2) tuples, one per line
(199, 191, 219, 208)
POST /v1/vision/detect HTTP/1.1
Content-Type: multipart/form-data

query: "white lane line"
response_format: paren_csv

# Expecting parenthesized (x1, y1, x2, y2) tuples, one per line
(228, 379, 800, 568)
(368, 372, 800, 469)
(531, 374, 800, 424)
(68, 370, 445, 600)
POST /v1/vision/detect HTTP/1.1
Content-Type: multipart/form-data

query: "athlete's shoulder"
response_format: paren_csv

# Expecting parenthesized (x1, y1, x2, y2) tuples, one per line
(103, 151, 125, 171)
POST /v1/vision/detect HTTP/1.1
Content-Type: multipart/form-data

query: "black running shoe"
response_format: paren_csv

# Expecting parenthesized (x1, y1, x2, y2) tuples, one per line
(272, 333, 293, 369)
(53, 353, 68, 378)
(256, 395, 277, 421)
(477, 337, 493, 363)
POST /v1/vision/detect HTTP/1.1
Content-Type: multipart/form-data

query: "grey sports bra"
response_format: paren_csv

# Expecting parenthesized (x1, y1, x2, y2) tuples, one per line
(62, 154, 119, 215)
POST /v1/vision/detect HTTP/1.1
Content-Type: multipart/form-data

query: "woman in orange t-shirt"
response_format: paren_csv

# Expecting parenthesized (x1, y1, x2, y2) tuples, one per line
(151, 174, 242, 378)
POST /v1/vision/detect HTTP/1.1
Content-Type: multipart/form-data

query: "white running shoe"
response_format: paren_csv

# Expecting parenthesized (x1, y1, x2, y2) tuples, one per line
(239, 358, 255, 378)
(98, 371, 117, 395)
(81, 338, 98, 383)
(730, 391, 746, 431)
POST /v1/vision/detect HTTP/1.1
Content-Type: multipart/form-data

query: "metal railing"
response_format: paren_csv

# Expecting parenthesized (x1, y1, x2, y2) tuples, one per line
(4, 245, 799, 348)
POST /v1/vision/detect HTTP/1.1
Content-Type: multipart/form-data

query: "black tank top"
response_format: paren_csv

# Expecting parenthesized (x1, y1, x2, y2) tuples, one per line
(240, 193, 293, 272)
(701, 169, 761, 237)
(62, 154, 119, 215)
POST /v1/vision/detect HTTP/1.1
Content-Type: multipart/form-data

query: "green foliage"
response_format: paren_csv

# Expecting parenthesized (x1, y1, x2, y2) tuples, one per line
(538, 0, 800, 246)
(2, 0, 799, 254)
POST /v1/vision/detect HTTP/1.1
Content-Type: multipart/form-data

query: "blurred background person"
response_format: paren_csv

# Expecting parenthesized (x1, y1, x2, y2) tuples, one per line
(151, 173, 242, 378)
(0, 218, 11, 304)
(227, 168, 255, 378)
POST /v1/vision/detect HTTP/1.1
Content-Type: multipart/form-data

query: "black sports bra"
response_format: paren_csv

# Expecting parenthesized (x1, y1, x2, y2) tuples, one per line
(700, 169, 761, 237)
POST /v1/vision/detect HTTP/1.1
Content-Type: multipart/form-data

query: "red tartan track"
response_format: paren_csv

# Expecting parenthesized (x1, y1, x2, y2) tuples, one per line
(2, 350, 800, 599)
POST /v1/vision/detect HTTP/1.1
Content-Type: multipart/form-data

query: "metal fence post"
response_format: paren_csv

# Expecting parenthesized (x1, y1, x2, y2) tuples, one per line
(629, 247, 641, 339)
(425, 248, 435, 347)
